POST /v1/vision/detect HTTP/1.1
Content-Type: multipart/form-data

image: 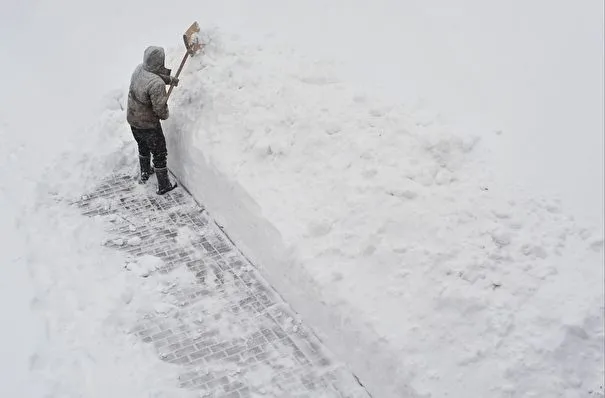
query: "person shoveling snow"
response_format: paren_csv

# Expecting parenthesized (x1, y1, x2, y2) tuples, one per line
(126, 23, 202, 195)
(126, 46, 179, 195)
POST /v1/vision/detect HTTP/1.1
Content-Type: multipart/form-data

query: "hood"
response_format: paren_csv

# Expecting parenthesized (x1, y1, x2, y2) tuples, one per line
(142, 46, 171, 76)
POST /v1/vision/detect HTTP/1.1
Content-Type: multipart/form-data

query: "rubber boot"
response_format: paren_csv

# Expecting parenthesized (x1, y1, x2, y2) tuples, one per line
(138, 155, 154, 183)
(155, 167, 177, 195)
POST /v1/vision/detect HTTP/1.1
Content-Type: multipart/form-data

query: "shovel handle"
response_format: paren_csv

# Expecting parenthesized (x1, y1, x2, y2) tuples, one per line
(166, 50, 190, 99)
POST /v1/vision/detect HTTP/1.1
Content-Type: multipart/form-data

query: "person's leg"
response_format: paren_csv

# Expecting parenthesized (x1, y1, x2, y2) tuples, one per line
(131, 126, 151, 157)
(149, 125, 167, 169)
(149, 125, 177, 195)
(131, 126, 153, 182)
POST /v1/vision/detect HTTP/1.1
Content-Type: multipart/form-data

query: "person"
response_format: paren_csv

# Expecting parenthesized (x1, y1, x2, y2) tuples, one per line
(126, 45, 179, 195)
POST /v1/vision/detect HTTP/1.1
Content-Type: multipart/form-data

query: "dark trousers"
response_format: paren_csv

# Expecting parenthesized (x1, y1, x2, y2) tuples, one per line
(131, 125, 168, 169)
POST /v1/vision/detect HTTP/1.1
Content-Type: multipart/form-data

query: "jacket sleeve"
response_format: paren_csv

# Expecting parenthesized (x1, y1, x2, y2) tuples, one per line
(148, 79, 169, 120)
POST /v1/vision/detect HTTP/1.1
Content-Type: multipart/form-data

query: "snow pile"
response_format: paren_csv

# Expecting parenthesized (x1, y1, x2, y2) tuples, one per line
(162, 30, 604, 397)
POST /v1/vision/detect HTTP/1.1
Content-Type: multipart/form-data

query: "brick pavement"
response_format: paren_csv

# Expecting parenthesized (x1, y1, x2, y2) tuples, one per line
(76, 173, 370, 398)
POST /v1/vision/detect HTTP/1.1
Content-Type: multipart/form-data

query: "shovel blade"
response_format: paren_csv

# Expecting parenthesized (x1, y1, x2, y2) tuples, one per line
(183, 21, 202, 56)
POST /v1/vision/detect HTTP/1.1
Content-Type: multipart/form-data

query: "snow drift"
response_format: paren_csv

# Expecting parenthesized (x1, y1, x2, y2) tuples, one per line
(160, 30, 604, 397)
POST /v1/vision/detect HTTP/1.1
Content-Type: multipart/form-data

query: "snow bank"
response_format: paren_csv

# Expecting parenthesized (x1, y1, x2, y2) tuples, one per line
(163, 30, 604, 397)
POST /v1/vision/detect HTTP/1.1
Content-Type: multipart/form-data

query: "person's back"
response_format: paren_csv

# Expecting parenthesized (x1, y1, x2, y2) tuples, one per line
(126, 46, 178, 195)
(127, 46, 170, 129)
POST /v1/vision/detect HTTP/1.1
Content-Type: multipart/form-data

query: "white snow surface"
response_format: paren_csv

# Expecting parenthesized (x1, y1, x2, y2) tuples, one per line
(162, 31, 604, 397)
(1, 0, 603, 397)
(0, 121, 197, 397)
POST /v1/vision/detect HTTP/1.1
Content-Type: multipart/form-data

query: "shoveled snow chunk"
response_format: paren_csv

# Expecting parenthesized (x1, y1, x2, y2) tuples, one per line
(125, 255, 163, 277)
(127, 236, 142, 246)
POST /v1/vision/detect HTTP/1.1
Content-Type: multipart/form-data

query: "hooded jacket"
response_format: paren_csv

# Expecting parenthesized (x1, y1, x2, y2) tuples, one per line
(126, 46, 171, 129)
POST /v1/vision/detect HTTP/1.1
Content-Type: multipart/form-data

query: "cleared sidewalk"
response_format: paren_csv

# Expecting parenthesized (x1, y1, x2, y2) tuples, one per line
(77, 173, 370, 398)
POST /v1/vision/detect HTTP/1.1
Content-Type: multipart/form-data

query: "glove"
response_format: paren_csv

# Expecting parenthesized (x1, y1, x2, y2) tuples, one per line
(169, 76, 179, 87)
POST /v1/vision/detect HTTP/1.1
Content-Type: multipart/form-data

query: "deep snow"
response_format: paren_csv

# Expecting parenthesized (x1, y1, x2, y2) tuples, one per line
(164, 30, 604, 397)
(1, 0, 603, 397)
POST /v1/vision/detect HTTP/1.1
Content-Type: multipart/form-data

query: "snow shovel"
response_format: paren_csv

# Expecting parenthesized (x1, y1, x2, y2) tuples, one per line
(167, 21, 203, 99)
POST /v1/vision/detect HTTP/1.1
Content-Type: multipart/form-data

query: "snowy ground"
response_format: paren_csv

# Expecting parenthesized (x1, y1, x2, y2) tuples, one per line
(0, 126, 188, 396)
(1, 0, 603, 397)
(75, 170, 369, 398)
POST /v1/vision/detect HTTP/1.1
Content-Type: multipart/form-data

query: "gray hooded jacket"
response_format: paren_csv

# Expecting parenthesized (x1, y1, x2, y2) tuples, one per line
(127, 46, 171, 129)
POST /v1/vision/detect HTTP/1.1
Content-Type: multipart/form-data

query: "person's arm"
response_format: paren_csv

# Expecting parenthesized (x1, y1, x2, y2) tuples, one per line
(149, 79, 169, 120)
(158, 74, 180, 87)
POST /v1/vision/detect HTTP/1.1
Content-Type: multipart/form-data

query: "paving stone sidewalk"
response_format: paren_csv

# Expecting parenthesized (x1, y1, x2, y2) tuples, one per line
(76, 173, 370, 398)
